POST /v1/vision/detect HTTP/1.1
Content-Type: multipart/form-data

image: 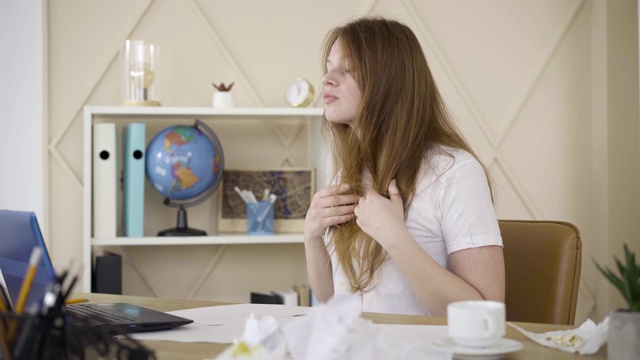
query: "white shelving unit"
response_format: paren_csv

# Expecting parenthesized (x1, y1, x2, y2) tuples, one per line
(82, 106, 327, 291)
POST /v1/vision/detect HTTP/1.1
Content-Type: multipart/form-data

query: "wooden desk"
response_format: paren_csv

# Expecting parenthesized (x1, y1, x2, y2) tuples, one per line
(77, 293, 606, 360)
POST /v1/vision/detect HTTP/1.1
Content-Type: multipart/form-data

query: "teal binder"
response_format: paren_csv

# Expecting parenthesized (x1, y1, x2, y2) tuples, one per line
(123, 123, 146, 237)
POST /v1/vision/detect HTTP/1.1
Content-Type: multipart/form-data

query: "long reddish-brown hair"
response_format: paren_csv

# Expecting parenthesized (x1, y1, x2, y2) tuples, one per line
(322, 17, 491, 292)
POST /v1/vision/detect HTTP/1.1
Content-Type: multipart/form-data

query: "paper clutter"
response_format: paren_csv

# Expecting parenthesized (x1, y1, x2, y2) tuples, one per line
(281, 295, 389, 360)
(508, 317, 609, 355)
(215, 295, 397, 360)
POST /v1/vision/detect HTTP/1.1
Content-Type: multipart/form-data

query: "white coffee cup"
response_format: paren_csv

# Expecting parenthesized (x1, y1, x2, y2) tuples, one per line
(447, 300, 506, 348)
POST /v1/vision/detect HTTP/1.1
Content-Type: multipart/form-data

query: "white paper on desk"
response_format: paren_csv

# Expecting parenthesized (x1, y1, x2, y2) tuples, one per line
(130, 323, 244, 343)
(166, 304, 312, 326)
(129, 316, 299, 343)
(372, 324, 451, 359)
(128, 302, 451, 358)
(374, 323, 450, 347)
(128, 304, 309, 344)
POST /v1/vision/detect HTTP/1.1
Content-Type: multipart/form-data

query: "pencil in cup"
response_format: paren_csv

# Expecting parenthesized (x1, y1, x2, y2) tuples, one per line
(65, 297, 89, 305)
(246, 201, 275, 235)
(15, 247, 43, 314)
(5, 246, 43, 343)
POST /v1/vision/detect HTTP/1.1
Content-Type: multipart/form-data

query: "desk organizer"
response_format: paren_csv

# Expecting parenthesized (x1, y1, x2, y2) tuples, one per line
(0, 309, 155, 360)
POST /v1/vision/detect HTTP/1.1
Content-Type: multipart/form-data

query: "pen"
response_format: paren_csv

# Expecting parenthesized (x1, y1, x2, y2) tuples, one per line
(59, 263, 83, 307)
(244, 190, 258, 203)
(234, 186, 250, 203)
(15, 247, 42, 314)
(257, 194, 278, 222)
(42, 278, 62, 315)
(65, 297, 89, 305)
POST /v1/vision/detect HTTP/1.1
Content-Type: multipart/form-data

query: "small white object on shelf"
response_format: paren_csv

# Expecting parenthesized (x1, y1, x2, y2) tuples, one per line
(213, 92, 234, 108)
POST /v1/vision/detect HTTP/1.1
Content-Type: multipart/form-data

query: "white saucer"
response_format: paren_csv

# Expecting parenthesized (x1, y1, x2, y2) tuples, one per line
(431, 338, 523, 360)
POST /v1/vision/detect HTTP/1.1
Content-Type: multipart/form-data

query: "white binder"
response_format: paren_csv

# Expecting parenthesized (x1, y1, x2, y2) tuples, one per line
(93, 123, 117, 238)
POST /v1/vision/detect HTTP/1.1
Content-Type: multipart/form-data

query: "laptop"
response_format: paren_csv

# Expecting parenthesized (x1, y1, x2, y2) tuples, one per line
(0, 210, 193, 333)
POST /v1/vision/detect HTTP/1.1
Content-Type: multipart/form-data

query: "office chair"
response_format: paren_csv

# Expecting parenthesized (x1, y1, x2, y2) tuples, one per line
(499, 220, 582, 325)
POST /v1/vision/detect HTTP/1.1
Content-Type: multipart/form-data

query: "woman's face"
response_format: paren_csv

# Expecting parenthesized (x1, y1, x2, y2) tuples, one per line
(322, 39, 362, 126)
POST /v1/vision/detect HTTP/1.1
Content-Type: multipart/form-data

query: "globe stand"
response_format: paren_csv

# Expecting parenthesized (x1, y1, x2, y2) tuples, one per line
(150, 119, 224, 237)
(158, 205, 206, 236)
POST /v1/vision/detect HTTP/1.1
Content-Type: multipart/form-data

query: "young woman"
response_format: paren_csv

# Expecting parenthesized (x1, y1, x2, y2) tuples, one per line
(303, 17, 505, 316)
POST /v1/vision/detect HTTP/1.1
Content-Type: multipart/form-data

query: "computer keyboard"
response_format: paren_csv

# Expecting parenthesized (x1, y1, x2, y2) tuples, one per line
(67, 304, 136, 325)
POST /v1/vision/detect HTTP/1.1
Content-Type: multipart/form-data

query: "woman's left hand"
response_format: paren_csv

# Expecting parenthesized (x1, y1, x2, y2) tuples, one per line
(354, 179, 407, 249)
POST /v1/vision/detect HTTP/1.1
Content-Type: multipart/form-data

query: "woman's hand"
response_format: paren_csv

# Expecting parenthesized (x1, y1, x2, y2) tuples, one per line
(304, 184, 360, 240)
(354, 179, 407, 249)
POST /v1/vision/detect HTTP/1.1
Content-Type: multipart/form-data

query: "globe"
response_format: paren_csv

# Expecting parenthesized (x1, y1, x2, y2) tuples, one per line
(145, 120, 224, 236)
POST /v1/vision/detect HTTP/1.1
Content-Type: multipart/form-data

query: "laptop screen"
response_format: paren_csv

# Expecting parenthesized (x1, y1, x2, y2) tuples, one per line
(0, 210, 57, 310)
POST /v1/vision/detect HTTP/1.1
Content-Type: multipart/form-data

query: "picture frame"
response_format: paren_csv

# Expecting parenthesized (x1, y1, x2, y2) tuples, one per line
(218, 168, 315, 233)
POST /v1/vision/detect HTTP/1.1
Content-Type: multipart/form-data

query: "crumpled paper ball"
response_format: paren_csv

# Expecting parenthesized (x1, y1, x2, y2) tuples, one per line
(216, 295, 396, 360)
(281, 294, 390, 360)
(217, 313, 287, 359)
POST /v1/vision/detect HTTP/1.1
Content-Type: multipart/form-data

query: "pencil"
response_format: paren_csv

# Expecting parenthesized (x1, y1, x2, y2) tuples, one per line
(65, 297, 89, 305)
(0, 287, 7, 313)
(15, 247, 42, 314)
(0, 285, 8, 350)
(0, 323, 11, 360)
(0, 286, 10, 312)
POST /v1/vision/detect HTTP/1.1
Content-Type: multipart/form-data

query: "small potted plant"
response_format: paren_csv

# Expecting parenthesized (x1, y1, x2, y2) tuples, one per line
(212, 82, 235, 108)
(594, 244, 640, 359)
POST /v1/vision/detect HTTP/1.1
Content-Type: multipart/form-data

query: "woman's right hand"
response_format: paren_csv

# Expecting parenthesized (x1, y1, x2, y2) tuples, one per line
(304, 184, 360, 240)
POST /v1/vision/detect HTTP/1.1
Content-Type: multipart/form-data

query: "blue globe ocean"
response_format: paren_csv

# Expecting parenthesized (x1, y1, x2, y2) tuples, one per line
(146, 125, 223, 201)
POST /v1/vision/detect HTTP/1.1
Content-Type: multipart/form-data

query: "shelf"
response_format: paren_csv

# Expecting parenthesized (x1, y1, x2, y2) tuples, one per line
(83, 105, 325, 292)
(91, 233, 304, 246)
(86, 106, 324, 117)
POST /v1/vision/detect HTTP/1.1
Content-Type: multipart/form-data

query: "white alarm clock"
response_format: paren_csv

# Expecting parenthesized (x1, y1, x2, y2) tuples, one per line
(285, 78, 315, 107)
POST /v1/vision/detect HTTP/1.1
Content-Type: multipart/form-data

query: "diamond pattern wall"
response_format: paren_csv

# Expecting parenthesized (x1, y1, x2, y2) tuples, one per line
(47, 0, 602, 321)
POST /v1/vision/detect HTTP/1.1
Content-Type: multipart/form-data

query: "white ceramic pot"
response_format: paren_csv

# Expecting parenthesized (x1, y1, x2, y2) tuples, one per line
(608, 310, 640, 360)
(212, 92, 234, 108)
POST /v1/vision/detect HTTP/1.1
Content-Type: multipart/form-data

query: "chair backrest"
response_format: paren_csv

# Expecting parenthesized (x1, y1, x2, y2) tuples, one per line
(499, 220, 582, 325)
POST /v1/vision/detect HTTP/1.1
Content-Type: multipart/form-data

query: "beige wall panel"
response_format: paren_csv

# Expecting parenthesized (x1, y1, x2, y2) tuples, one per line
(48, 0, 150, 120)
(500, 7, 591, 219)
(88, 56, 123, 107)
(193, 244, 308, 303)
(47, 0, 639, 323)
(193, 0, 367, 106)
(124, 1, 258, 107)
(126, 245, 230, 298)
(116, 244, 308, 304)
(54, 114, 84, 180)
(410, 0, 579, 135)
(604, 0, 640, 314)
(47, 158, 83, 271)
(489, 162, 536, 220)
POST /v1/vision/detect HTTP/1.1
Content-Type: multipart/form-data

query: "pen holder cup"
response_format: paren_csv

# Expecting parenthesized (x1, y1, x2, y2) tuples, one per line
(246, 202, 275, 236)
(0, 311, 67, 360)
(0, 310, 156, 360)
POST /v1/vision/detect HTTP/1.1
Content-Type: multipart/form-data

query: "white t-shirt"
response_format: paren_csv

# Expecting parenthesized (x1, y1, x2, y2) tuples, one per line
(326, 145, 502, 316)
